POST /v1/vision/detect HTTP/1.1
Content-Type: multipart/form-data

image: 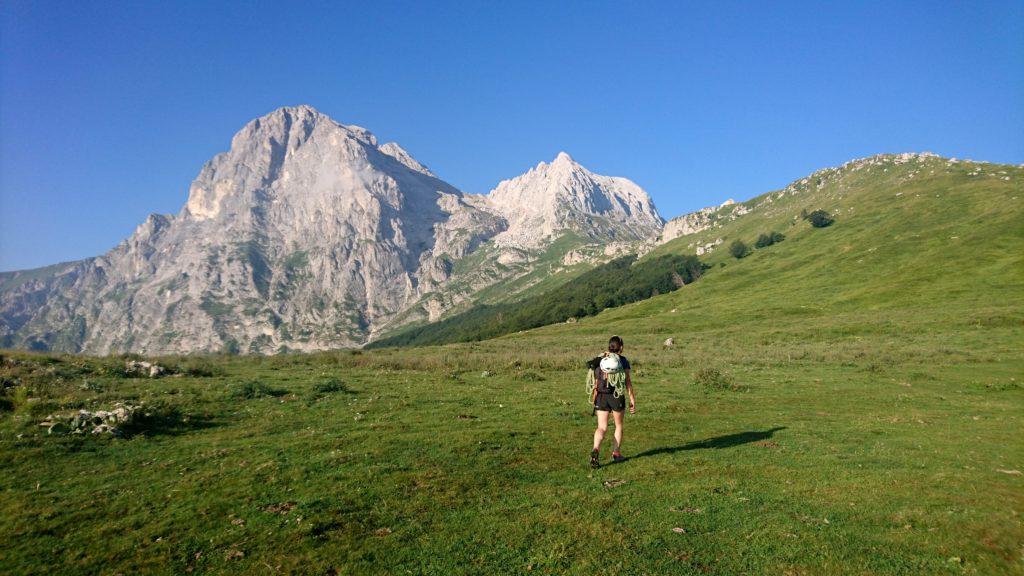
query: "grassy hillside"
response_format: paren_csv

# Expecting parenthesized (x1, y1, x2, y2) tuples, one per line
(1, 154, 1022, 575)
(371, 253, 706, 348)
(628, 153, 1024, 319)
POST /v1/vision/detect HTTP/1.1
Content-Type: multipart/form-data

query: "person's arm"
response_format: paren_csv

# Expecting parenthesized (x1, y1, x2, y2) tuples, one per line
(626, 370, 636, 413)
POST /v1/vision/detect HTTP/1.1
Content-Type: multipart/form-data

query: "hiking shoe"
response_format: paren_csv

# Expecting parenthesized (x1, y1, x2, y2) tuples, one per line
(590, 449, 600, 468)
(612, 452, 626, 463)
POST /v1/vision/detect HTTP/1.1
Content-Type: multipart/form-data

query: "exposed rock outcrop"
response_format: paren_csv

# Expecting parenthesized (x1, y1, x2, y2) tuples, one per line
(487, 152, 664, 249)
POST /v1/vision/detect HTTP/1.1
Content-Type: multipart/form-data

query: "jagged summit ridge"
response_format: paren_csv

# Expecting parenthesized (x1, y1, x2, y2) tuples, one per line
(184, 105, 442, 221)
(486, 151, 664, 248)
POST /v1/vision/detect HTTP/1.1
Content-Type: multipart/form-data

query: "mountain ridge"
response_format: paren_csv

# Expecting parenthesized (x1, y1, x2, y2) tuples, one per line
(0, 105, 665, 354)
(3, 103, 1017, 354)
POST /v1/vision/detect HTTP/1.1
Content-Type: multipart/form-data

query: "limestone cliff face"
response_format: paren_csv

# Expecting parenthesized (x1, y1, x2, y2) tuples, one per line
(487, 152, 664, 249)
(660, 201, 731, 244)
(0, 106, 665, 354)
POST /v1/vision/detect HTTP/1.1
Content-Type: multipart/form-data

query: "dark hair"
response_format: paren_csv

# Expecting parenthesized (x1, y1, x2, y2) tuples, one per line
(608, 335, 623, 351)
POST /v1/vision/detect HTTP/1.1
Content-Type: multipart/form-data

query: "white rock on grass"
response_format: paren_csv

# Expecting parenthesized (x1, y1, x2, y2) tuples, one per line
(125, 360, 166, 378)
(39, 403, 142, 437)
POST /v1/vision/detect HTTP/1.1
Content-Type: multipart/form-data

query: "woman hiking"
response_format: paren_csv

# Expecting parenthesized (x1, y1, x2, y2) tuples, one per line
(589, 335, 636, 468)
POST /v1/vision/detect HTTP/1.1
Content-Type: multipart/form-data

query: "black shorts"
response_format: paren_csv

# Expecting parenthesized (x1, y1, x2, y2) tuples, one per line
(594, 392, 626, 413)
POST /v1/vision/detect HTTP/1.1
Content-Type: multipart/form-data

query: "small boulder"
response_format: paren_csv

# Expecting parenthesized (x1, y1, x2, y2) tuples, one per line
(125, 360, 166, 378)
(41, 402, 141, 437)
(48, 422, 69, 435)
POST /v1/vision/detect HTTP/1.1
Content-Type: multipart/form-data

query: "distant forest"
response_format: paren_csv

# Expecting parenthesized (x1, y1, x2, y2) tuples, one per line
(370, 253, 707, 348)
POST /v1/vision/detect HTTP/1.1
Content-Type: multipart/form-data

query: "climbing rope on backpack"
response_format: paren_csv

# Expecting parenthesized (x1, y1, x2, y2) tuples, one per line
(586, 367, 597, 397)
(586, 353, 627, 398)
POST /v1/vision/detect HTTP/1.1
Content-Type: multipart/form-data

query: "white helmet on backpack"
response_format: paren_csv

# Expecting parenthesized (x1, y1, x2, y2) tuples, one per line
(600, 354, 622, 373)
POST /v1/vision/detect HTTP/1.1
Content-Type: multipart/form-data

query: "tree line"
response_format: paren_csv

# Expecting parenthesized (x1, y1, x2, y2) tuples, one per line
(369, 253, 707, 348)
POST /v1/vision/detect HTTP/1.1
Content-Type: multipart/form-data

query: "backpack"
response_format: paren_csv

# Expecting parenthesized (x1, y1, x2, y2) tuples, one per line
(586, 353, 627, 398)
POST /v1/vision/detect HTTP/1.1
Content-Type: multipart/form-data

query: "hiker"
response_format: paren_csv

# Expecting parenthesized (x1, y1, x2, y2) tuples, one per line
(588, 335, 636, 468)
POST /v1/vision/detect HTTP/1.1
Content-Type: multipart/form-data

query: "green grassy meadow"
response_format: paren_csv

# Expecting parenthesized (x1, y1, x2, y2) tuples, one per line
(1, 155, 1022, 574)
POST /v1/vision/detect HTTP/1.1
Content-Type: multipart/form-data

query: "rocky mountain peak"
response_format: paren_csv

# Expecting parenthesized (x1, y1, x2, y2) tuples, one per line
(486, 153, 663, 248)
(525, 151, 581, 177)
(181, 105, 454, 223)
(551, 151, 575, 165)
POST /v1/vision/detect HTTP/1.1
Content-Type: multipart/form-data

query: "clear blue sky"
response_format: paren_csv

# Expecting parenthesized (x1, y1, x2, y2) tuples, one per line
(2, 1, 1021, 271)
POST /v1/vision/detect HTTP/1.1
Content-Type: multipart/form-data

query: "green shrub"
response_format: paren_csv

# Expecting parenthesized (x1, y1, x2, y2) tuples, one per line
(755, 231, 786, 248)
(27, 398, 61, 417)
(693, 366, 745, 391)
(10, 385, 29, 411)
(729, 240, 751, 259)
(306, 377, 354, 404)
(91, 356, 131, 377)
(229, 380, 287, 399)
(312, 378, 351, 394)
(79, 380, 104, 392)
(513, 370, 545, 382)
(808, 210, 834, 228)
(173, 357, 225, 378)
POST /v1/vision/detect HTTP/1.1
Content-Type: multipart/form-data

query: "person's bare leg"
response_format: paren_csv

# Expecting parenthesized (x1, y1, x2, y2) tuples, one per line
(612, 410, 625, 453)
(593, 410, 609, 451)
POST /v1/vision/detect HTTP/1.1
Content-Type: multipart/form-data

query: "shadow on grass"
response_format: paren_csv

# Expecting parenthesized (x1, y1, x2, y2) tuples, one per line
(624, 426, 787, 462)
(121, 410, 220, 438)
